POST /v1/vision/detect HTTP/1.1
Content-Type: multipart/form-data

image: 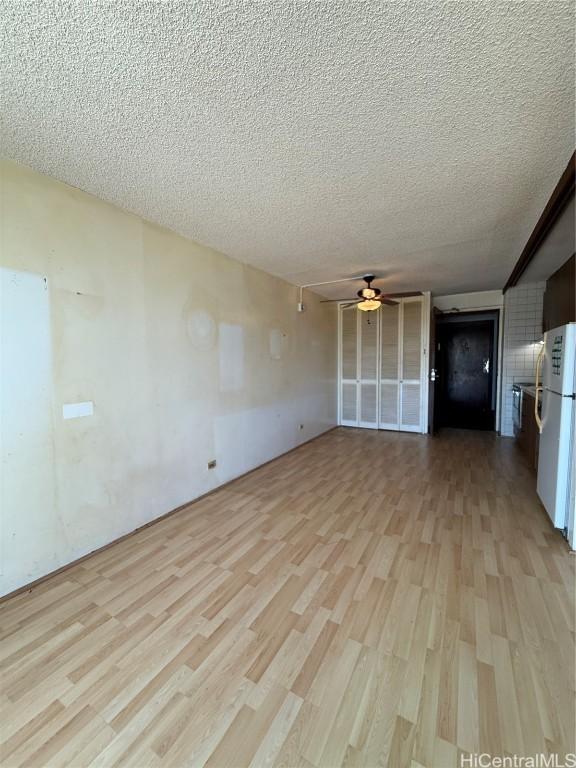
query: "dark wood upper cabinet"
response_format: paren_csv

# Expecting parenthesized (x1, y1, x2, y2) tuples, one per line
(543, 253, 575, 332)
(504, 153, 574, 293)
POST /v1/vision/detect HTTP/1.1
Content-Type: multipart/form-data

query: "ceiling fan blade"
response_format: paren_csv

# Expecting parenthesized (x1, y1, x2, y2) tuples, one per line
(320, 298, 359, 303)
(318, 288, 421, 305)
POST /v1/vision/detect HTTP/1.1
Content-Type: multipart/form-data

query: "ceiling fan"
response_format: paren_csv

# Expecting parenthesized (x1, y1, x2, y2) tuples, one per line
(321, 275, 422, 311)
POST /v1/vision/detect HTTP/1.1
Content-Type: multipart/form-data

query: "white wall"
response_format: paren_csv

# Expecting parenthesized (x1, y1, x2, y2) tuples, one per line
(433, 290, 503, 313)
(0, 159, 337, 596)
(500, 282, 545, 437)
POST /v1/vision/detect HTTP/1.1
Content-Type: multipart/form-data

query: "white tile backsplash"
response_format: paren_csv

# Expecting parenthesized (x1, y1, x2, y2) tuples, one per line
(500, 282, 545, 436)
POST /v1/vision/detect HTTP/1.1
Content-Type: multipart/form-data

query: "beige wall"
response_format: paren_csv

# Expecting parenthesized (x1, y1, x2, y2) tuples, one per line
(0, 159, 337, 596)
(433, 290, 503, 313)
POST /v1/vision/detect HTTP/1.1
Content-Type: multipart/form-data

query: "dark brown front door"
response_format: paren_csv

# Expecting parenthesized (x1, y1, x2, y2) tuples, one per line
(436, 315, 497, 430)
(428, 306, 439, 434)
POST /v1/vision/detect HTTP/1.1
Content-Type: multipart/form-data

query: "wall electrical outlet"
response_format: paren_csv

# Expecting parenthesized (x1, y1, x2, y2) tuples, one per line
(207, 459, 217, 469)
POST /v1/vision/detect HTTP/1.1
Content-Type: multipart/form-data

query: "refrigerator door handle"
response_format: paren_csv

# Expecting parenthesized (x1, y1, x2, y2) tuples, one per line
(535, 344, 545, 433)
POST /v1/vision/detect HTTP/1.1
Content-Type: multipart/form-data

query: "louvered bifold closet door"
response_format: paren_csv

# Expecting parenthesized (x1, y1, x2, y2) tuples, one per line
(359, 311, 379, 428)
(379, 303, 400, 430)
(340, 306, 359, 426)
(400, 299, 423, 432)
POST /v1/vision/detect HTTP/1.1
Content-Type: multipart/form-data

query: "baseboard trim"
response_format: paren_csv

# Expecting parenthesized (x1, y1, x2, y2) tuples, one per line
(0, 425, 338, 604)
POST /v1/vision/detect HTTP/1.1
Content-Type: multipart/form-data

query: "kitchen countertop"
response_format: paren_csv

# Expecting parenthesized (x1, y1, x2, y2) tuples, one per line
(512, 383, 541, 400)
(520, 384, 539, 398)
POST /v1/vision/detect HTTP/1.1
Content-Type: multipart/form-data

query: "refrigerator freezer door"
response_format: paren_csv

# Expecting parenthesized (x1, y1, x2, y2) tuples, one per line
(543, 323, 576, 396)
(568, 395, 576, 550)
(537, 389, 574, 529)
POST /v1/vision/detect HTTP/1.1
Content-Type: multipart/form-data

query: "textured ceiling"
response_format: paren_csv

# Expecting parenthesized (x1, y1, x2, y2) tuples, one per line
(1, 1, 574, 298)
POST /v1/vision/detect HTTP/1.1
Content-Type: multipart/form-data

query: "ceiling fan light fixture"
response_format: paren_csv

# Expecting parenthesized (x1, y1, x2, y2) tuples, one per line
(357, 283, 381, 300)
(357, 299, 381, 312)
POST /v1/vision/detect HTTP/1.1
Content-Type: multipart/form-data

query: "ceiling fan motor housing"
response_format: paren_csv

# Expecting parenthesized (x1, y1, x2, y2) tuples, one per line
(357, 275, 381, 299)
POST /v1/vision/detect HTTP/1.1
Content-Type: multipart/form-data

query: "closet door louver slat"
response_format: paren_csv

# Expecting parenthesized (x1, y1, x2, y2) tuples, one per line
(359, 312, 378, 428)
(402, 301, 422, 380)
(380, 382, 399, 426)
(341, 307, 357, 380)
(400, 300, 423, 432)
(379, 303, 400, 430)
(401, 383, 421, 427)
(360, 383, 378, 425)
(342, 382, 358, 422)
(340, 307, 359, 426)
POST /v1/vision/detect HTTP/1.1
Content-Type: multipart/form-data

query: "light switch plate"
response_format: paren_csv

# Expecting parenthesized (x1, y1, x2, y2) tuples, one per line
(63, 401, 94, 420)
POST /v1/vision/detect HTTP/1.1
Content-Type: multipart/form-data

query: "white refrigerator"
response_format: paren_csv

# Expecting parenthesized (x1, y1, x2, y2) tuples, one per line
(536, 322, 576, 543)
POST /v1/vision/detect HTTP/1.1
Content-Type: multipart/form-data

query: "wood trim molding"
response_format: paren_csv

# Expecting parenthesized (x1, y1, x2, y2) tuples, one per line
(0, 426, 337, 604)
(503, 151, 575, 293)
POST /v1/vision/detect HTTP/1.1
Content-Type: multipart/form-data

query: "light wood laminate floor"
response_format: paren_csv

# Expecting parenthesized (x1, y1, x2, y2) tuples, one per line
(1, 428, 574, 768)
